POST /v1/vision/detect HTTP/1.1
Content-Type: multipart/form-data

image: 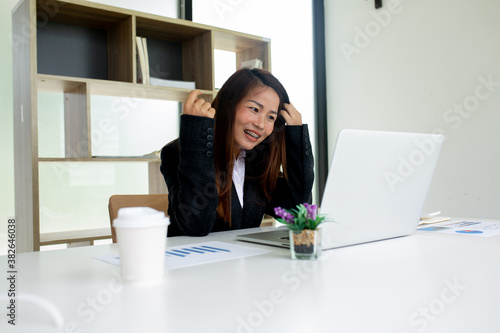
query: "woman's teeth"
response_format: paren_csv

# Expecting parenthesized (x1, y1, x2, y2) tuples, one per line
(244, 130, 260, 139)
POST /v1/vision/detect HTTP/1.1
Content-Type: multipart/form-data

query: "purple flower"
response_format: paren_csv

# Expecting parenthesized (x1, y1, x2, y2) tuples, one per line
(274, 207, 294, 224)
(303, 203, 317, 220)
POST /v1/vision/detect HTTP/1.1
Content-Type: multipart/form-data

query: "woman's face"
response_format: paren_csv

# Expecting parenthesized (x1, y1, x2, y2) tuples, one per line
(233, 87, 280, 155)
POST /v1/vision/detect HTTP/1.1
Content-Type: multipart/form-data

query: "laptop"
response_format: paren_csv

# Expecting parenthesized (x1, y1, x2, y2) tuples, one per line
(237, 129, 444, 249)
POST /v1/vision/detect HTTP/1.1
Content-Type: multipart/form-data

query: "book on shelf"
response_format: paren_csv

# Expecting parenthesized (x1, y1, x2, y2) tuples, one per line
(239, 58, 263, 69)
(141, 37, 150, 85)
(136, 36, 146, 84)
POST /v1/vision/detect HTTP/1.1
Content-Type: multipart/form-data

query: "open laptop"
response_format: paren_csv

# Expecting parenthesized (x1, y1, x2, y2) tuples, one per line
(237, 129, 444, 249)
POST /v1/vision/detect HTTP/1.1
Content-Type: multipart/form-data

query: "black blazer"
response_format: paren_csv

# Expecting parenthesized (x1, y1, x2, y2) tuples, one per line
(160, 114, 314, 237)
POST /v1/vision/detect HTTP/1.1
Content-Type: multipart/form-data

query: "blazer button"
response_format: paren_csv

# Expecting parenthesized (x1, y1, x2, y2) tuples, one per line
(207, 134, 213, 141)
(207, 128, 213, 134)
(305, 150, 310, 156)
(206, 151, 213, 157)
(206, 142, 213, 148)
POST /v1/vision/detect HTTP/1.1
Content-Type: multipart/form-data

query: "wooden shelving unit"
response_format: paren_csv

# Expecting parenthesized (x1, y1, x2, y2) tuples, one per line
(13, 0, 271, 251)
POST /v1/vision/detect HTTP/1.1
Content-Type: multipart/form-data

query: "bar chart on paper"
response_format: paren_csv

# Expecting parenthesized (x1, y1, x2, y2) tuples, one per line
(95, 241, 270, 270)
(165, 244, 231, 257)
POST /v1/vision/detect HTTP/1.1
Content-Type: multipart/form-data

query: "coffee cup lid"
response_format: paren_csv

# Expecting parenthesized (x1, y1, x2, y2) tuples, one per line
(113, 207, 170, 228)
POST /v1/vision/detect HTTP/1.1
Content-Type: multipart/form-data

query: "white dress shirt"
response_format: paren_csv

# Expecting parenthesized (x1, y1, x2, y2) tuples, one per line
(232, 150, 246, 208)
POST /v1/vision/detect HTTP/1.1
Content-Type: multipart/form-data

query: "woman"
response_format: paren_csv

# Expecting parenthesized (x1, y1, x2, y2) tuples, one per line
(160, 68, 314, 236)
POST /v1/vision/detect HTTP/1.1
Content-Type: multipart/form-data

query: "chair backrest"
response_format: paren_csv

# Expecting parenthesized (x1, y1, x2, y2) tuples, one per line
(108, 194, 169, 243)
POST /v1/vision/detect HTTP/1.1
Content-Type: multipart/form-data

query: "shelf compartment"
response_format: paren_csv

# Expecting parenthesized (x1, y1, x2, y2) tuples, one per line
(213, 30, 271, 71)
(37, 160, 155, 236)
(90, 95, 180, 158)
(36, 0, 133, 82)
(37, 76, 90, 159)
(136, 16, 213, 90)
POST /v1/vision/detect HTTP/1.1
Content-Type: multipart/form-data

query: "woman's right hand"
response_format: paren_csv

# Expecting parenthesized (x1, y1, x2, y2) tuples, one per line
(182, 90, 216, 118)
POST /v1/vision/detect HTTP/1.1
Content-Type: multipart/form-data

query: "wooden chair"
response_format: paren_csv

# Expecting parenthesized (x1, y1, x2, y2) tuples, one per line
(261, 215, 276, 227)
(108, 194, 169, 243)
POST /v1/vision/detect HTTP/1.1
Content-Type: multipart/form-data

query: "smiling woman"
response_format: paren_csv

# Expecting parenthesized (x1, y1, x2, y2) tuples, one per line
(160, 68, 314, 237)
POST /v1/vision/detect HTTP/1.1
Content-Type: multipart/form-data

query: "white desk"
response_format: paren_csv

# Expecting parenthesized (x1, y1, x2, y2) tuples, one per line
(2, 221, 500, 333)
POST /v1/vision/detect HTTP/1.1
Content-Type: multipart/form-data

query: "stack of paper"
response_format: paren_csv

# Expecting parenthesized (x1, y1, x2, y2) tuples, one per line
(240, 58, 263, 69)
(149, 77, 195, 89)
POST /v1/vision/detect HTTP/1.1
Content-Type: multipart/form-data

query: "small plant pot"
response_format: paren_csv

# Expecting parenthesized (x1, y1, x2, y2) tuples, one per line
(289, 229, 322, 260)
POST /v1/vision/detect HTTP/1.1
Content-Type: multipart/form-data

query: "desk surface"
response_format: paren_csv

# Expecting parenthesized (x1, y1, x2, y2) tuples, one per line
(2, 220, 500, 333)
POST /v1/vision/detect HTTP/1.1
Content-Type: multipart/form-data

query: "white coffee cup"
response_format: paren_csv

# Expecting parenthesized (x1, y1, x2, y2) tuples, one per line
(113, 207, 170, 283)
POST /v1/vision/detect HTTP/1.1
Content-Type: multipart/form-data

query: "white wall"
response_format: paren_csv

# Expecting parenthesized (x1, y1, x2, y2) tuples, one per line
(325, 0, 500, 219)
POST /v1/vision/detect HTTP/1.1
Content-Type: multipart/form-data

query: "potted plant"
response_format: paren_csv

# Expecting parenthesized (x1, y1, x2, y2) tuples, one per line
(274, 203, 326, 260)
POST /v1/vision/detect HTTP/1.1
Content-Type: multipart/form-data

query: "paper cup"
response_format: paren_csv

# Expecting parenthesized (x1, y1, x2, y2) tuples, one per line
(113, 207, 170, 283)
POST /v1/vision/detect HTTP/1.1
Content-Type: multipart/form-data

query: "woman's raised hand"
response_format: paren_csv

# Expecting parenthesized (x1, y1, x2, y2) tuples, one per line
(183, 90, 216, 118)
(281, 103, 302, 126)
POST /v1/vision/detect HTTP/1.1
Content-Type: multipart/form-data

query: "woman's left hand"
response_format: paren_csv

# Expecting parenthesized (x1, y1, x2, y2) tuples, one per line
(281, 103, 302, 126)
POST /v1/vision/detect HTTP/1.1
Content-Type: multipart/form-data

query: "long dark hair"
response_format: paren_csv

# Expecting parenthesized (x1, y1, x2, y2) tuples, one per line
(212, 68, 289, 224)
